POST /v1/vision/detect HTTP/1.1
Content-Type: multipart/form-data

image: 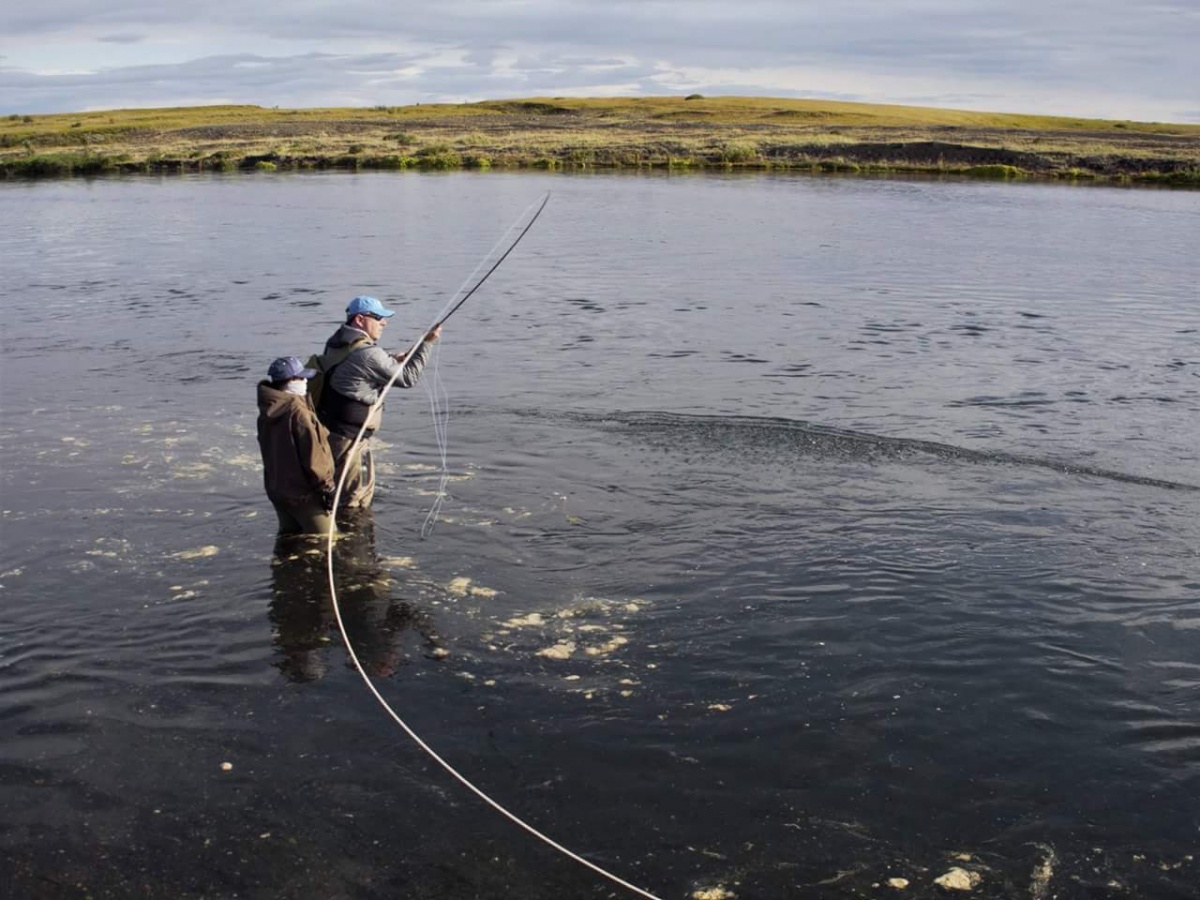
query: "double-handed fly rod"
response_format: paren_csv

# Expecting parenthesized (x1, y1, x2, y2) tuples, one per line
(432, 191, 550, 329)
(322, 193, 666, 900)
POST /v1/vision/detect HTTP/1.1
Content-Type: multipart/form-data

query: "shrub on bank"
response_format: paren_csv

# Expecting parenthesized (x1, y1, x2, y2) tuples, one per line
(1, 153, 115, 177)
(416, 150, 462, 169)
(362, 155, 418, 170)
(817, 157, 860, 172)
(1139, 168, 1200, 185)
(566, 147, 596, 166)
(719, 141, 760, 163)
(198, 150, 237, 171)
(966, 164, 1026, 178)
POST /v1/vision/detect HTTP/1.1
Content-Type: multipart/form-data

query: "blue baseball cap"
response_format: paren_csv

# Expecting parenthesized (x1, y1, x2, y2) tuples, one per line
(268, 356, 317, 382)
(346, 295, 396, 319)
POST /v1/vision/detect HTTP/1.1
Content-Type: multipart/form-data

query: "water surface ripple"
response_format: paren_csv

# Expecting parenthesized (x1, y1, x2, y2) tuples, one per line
(2, 172, 1198, 898)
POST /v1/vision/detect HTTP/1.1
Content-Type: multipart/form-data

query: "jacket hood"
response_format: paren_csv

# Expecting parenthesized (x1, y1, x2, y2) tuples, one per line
(326, 324, 375, 351)
(257, 380, 306, 420)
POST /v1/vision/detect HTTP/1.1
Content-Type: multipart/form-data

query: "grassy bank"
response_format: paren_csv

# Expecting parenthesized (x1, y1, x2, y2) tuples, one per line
(3, 96, 1199, 185)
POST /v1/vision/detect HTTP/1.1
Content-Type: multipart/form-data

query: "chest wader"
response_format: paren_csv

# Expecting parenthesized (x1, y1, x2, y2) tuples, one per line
(311, 340, 379, 509)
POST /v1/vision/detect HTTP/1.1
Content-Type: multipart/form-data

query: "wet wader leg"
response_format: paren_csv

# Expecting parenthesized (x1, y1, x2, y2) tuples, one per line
(273, 500, 335, 535)
(294, 503, 336, 535)
(329, 433, 374, 509)
(273, 501, 303, 535)
(358, 447, 376, 508)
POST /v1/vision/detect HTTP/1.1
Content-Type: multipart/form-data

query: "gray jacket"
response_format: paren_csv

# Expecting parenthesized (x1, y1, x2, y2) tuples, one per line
(324, 325, 432, 406)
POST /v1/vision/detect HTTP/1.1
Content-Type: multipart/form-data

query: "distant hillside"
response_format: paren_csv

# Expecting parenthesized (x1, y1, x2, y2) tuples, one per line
(3, 96, 1198, 183)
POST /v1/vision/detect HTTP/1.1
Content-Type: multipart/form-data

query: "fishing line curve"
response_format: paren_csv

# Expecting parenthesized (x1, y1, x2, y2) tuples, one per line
(321, 195, 665, 900)
(418, 347, 450, 539)
(433, 192, 550, 328)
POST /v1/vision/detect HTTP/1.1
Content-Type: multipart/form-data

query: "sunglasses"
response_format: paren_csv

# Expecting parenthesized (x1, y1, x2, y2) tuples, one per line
(366, 314, 388, 322)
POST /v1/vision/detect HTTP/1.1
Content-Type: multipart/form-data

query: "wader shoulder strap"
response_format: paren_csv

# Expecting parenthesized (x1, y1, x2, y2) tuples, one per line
(313, 338, 373, 434)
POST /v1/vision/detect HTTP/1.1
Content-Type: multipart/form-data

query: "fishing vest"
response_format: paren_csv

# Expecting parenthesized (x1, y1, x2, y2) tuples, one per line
(307, 338, 374, 437)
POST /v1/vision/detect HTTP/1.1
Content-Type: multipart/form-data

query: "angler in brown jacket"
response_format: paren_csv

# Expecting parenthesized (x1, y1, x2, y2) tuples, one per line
(257, 357, 338, 536)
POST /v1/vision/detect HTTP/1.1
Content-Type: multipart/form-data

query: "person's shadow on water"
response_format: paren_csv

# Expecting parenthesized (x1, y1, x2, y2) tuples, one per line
(268, 510, 441, 683)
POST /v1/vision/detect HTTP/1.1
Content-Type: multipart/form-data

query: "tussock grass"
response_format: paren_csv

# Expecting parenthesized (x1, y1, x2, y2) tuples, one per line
(966, 164, 1026, 178)
(3, 96, 1197, 184)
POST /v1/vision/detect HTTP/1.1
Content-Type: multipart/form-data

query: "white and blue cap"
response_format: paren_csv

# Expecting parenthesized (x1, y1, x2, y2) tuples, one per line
(268, 356, 317, 382)
(346, 295, 396, 319)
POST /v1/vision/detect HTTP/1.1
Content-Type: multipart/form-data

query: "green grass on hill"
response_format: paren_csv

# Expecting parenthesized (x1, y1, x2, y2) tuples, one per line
(6, 96, 1198, 137)
(3, 96, 1198, 184)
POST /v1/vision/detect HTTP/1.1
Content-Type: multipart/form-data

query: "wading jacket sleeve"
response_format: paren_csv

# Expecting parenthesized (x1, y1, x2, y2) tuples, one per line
(256, 382, 336, 504)
(325, 326, 433, 406)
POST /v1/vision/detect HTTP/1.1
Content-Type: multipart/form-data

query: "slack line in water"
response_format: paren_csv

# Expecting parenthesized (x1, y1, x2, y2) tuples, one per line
(320, 197, 665, 898)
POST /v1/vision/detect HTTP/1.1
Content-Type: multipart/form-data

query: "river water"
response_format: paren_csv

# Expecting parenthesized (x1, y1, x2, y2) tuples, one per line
(1, 171, 1198, 899)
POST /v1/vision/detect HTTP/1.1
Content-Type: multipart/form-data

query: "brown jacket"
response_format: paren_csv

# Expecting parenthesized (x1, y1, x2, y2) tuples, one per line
(256, 382, 336, 505)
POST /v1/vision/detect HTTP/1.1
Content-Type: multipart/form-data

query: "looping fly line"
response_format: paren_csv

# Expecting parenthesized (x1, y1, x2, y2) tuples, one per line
(321, 196, 665, 900)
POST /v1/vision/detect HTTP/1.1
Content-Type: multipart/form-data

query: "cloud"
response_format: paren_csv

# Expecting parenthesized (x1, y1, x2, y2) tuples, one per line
(1, 1, 1197, 120)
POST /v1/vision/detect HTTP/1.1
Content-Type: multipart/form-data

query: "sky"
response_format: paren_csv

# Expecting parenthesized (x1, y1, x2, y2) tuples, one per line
(2, 1, 1198, 122)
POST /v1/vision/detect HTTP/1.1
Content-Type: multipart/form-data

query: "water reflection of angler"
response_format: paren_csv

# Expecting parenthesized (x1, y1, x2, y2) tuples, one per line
(268, 510, 441, 683)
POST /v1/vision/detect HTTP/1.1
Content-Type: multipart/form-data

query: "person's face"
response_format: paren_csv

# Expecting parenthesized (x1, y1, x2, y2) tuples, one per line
(355, 313, 388, 339)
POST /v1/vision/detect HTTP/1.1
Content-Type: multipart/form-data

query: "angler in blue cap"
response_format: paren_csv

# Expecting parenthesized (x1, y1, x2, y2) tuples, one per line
(308, 296, 441, 509)
(257, 356, 337, 535)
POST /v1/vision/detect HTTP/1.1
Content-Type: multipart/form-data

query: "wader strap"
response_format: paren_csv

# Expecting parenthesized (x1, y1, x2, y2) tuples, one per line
(316, 339, 375, 437)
